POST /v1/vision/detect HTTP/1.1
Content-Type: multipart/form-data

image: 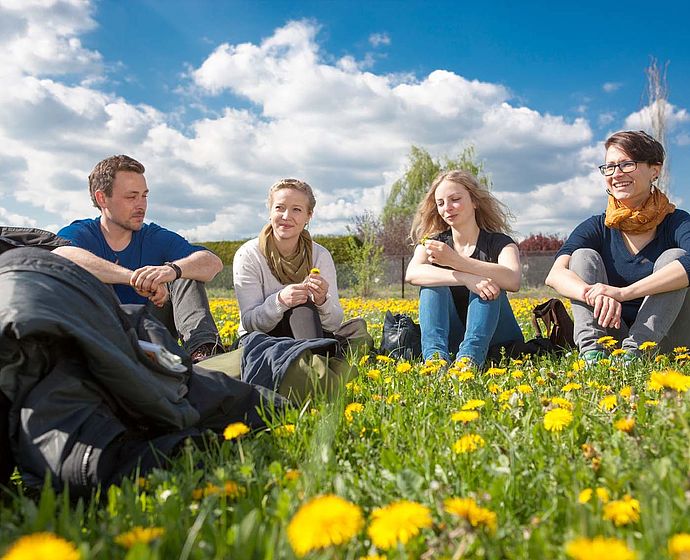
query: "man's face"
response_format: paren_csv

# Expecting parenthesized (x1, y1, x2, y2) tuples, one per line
(98, 171, 148, 232)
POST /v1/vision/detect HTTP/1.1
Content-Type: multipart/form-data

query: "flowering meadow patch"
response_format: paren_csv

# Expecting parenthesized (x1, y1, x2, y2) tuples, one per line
(2, 295, 690, 559)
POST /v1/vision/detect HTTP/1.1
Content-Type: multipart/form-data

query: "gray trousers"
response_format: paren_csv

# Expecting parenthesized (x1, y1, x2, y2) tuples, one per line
(147, 278, 222, 353)
(570, 248, 690, 354)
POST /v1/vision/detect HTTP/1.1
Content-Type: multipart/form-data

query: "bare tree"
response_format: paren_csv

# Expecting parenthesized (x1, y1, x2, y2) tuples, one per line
(645, 57, 670, 194)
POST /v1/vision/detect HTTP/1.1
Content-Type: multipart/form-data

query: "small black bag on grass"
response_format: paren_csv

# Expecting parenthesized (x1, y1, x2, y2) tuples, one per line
(380, 311, 422, 360)
(531, 298, 575, 350)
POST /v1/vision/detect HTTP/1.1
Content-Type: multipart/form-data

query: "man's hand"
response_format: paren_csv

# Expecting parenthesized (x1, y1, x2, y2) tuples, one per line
(139, 283, 169, 308)
(584, 282, 625, 305)
(278, 284, 311, 308)
(591, 294, 622, 329)
(130, 265, 177, 294)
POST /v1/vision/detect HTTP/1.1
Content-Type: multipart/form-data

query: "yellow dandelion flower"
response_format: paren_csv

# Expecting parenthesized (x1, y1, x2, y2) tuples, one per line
(444, 497, 497, 532)
(375, 355, 394, 363)
(344, 403, 364, 422)
(599, 358, 612, 366)
(517, 384, 533, 394)
(639, 341, 657, 351)
(596, 335, 617, 345)
(358, 354, 370, 366)
(657, 354, 670, 363)
(649, 369, 690, 392)
(309, 267, 320, 275)
(596, 487, 610, 503)
(581, 443, 596, 458)
(536, 378, 546, 386)
(550, 397, 574, 409)
(676, 353, 690, 362)
(511, 358, 524, 365)
(578, 488, 593, 504)
(498, 389, 514, 403)
(115, 526, 165, 548)
(366, 369, 381, 381)
(544, 408, 573, 432)
(451, 369, 475, 381)
(346, 380, 362, 393)
(669, 533, 690, 559)
(451, 410, 480, 423)
(571, 359, 586, 371)
(367, 500, 432, 550)
(511, 370, 524, 379)
(562, 382, 582, 392)
(360, 555, 386, 560)
(611, 348, 626, 356)
(223, 422, 250, 440)
(287, 494, 364, 557)
(488, 383, 500, 394)
(485, 367, 507, 376)
(565, 536, 635, 560)
(674, 346, 689, 354)
(396, 362, 412, 374)
(461, 399, 486, 410)
(285, 469, 301, 482)
(452, 434, 485, 454)
(603, 495, 640, 526)
(1, 532, 80, 560)
(599, 395, 617, 411)
(383, 375, 393, 384)
(420, 236, 429, 246)
(386, 393, 401, 404)
(614, 418, 635, 433)
(619, 386, 632, 398)
(274, 424, 296, 437)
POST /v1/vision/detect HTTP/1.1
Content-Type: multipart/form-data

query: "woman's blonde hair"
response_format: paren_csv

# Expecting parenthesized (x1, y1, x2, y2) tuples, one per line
(267, 178, 316, 213)
(409, 170, 513, 243)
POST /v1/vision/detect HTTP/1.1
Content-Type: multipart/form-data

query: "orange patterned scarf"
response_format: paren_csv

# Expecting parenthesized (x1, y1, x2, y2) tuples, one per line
(604, 188, 675, 233)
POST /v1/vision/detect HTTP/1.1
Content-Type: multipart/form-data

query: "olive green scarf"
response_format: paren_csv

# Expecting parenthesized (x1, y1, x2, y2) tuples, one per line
(258, 223, 313, 284)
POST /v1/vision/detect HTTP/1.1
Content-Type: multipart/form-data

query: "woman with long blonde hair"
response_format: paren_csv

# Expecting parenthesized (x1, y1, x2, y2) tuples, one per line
(405, 170, 523, 367)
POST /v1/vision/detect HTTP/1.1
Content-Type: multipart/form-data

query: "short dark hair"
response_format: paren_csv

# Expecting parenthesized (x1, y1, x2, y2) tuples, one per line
(88, 155, 145, 208)
(604, 130, 665, 165)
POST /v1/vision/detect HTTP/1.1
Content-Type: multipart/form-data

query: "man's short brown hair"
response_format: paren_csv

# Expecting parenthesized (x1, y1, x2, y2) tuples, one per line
(89, 155, 145, 208)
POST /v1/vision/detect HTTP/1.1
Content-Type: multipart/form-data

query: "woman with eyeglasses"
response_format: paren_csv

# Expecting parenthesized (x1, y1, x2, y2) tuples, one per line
(546, 130, 690, 363)
(405, 170, 524, 369)
(233, 178, 344, 340)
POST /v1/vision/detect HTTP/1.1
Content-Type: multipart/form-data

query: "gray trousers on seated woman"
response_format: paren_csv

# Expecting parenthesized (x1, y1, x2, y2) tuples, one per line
(570, 248, 690, 354)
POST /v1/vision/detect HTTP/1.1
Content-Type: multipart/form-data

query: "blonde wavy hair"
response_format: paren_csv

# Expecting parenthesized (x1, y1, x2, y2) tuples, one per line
(409, 170, 513, 243)
(267, 178, 316, 213)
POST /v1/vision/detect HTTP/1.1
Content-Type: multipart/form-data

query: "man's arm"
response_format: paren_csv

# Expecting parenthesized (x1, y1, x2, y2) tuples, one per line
(52, 245, 168, 306)
(129, 250, 223, 294)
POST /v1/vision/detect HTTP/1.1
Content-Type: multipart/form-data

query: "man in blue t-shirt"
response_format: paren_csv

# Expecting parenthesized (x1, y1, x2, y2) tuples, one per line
(58, 154, 225, 362)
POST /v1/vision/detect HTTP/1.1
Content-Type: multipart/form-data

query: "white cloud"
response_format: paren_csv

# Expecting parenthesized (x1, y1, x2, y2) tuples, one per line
(676, 132, 690, 146)
(598, 111, 615, 126)
(602, 82, 622, 93)
(369, 32, 390, 47)
(624, 100, 690, 131)
(2, 10, 676, 246)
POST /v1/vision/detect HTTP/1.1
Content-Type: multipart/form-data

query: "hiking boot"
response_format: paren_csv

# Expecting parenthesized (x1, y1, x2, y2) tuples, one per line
(191, 342, 226, 364)
(580, 349, 608, 367)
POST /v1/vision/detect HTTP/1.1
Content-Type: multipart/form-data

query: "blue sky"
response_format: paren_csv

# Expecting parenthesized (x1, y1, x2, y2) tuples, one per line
(1, 0, 689, 240)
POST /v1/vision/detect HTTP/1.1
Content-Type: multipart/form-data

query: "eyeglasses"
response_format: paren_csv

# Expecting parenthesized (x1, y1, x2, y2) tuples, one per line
(598, 160, 641, 176)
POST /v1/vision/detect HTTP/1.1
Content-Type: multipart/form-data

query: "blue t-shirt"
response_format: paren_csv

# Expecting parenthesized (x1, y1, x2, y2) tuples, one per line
(58, 218, 205, 304)
(556, 210, 690, 325)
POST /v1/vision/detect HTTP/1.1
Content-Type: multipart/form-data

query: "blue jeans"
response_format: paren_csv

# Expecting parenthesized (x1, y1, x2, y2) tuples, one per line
(418, 286, 524, 366)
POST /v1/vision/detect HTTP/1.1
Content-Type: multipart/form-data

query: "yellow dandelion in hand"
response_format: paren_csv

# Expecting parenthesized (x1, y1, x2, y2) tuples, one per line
(1, 532, 80, 560)
(452, 434, 485, 454)
(396, 362, 412, 374)
(451, 410, 480, 423)
(599, 395, 617, 411)
(224, 422, 250, 440)
(565, 536, 636, 560)
(309, 267, 320, 275)
(344, 402, 364, 422)
(287, 494, 364, 557)
(614, 418, 635, 433)
(578, 488, 593, 504)
(115, 526, 165, 548)
(461, 399, 485, 411)
(639, 341, 657, 351)
(444, 497, 497, 532)
(669, 533, 690, 559)
(367, 500, 432, 550)
(603, 495, 640, 526)
(543, 408, 573, 432)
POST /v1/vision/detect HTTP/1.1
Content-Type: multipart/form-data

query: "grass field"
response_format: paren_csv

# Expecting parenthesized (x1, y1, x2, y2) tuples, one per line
(2, 297, 690, 559)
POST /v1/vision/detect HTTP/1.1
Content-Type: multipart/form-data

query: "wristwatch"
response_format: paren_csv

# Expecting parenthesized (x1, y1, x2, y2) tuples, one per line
(164, 261, 182, 280)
